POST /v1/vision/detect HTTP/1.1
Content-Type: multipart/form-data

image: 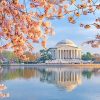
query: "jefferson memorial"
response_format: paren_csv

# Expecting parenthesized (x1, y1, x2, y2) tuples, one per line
(47, 39, 82, 63)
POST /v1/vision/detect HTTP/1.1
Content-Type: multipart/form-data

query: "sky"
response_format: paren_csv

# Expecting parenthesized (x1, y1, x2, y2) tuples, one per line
(1, 0, 99, 54)
(34, 14, 100, 54)
(20, 0, 100, 54)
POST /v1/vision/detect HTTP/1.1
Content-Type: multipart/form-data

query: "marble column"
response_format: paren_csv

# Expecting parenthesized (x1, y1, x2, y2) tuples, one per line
(73, 50, 75, 59)
(62, 50, 64, 59)
(79, 50, 80, 59)
(77, 50, 79, 59)
(63, 50, 65, 59)
(68, 50, 69, 59)
(65, 50, 66, 59)
(63, 50, 64, 59)
(76, 50, 78, 59)
(78, 50, 80, 59)
(74, 50, 76, 59)
(64, 50, 66, 59)
(61, 50, 62, 59)
(65, 50, 67, 59)
(72, 50, 73, 59)
(64, 50, 65, 59)
(57, 50, 59, 59)
(68, 50, 70, 59)
(67, 50, 68, 59)
(69, 50, 70, 59)
(71, 50, 72, 59)
(72, 50, 74, 59)
(58, 50, 60, 59)
(53, 50, 55, 59)
(62, 50, 63, 59)
(55, 50, 57, 59)
(71, 50, 73, 59)
(79, 50, 81, 59)
(60, 50, 61, 59)
(70, 50, 71, 59)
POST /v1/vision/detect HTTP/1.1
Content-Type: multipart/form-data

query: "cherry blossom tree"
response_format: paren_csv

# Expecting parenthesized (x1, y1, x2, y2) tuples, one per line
(82, 34, 100, 47)
(0, 0, 100, 60)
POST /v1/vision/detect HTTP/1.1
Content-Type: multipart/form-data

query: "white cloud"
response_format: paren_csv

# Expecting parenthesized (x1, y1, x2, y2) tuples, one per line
(82, 45, 100, 54)
(47, 40, 57, 47)
(78, 27, 99, 35)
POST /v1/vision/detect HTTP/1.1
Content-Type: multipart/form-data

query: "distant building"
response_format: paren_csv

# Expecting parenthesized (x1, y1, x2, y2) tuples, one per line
(48, 39, 82, 63)
(93, 54, 100, 63)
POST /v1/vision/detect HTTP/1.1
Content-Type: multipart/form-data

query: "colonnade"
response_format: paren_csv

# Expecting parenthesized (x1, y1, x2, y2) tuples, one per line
(56, 49, 81, 59)
(44, 68, 82, 84)
(56, 71, 82, 83)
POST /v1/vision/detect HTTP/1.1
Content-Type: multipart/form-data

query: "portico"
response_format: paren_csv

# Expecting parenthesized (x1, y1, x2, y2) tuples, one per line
(49, 39, 82, 60)
(56, 49, 81, 59)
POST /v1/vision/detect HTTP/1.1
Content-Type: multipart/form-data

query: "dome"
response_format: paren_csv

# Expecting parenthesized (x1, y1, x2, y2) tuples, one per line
(65, 83, 77, 92)
(56, 39, 77, 47)
(57, 82, 78, 92)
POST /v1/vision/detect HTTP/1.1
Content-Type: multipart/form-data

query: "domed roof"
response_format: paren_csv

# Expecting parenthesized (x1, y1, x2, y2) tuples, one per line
(57, 82, 78, 92)
(56, 39, 77, 47)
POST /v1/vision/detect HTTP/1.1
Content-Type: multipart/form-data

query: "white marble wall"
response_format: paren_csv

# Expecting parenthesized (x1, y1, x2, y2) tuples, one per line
(50, 48, 82, 60)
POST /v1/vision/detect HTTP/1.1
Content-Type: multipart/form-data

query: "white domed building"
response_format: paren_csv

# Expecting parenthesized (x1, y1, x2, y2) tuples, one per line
(48, 39, 82, 63)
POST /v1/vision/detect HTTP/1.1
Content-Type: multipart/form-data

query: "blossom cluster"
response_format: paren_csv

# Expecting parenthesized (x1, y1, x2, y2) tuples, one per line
(0, 0, 100, 60)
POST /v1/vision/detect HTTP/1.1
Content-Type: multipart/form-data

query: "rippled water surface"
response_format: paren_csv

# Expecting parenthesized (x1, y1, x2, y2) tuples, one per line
(0, 66, 100, 100)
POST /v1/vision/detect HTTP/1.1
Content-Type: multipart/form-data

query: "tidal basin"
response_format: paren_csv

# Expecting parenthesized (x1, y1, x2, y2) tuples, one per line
(0, 65, 100, 100)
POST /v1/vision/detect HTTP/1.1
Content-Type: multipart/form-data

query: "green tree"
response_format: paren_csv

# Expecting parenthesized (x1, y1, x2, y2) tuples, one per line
(82, 70, 93, 79)
(82, 52, 93, 61)
(0, 61, 2, 65)
(39, 49, 52, 63)
(2, 51, 14, 61)
(1, 51, 19, 63)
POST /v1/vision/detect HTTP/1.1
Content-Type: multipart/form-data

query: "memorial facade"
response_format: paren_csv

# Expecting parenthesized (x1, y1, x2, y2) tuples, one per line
(49, 39, 82, 60)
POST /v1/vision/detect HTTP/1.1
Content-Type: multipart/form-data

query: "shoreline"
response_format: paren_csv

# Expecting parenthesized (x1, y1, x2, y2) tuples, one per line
(1, 63, 100, 68)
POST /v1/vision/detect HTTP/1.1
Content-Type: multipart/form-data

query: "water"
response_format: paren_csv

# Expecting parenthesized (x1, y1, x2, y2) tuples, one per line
(0, 66, 100, 100)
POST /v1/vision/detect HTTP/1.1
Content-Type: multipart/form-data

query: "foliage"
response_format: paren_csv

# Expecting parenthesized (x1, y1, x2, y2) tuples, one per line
(0, 51, 40, 63)
(38, 49, 52, 63)
(24, 52, 40, 62)
(0, 0, 100, 60)
(82, 70, 93, 79)
(82, 52, 93, 61)
(2, 51, 14, 60)
(1, 68, 37, 80)
(0, 61, 2, 65)
(0, 50, 19, 63)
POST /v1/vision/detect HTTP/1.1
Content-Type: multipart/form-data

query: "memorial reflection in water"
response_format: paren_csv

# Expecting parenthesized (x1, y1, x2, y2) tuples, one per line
(37, 68, 82, 92)
(0, 66, 100, 100)
(0, 67, 87, 92)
